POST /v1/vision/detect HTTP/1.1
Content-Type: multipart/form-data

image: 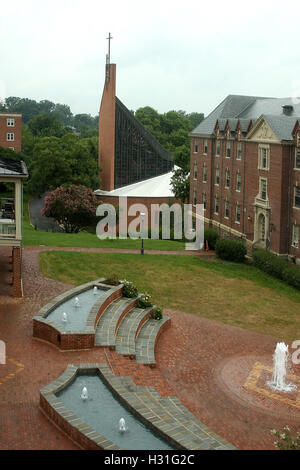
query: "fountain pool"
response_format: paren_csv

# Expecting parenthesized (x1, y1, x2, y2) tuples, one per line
(56, 374, 174, 450)
(46, 287, 106, 331)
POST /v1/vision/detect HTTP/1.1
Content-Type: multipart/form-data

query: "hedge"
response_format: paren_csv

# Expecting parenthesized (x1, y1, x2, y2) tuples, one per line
(204, 228, 220, 250)
(215, 239, 247, 263)
(253, 250, 300, 290)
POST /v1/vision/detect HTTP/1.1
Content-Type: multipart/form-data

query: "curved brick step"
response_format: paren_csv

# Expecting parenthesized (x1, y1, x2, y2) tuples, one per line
(135, 316, 171, 366)
(94, 296, 137, 347)
(115, 307, 153, 357)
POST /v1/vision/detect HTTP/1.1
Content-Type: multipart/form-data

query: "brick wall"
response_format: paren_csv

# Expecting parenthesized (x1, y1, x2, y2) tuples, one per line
(0, 114, 22, 153)
(12, 247, 22, 297)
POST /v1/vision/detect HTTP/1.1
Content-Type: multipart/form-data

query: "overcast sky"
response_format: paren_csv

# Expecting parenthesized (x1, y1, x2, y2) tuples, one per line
(1, 0, 300, 118)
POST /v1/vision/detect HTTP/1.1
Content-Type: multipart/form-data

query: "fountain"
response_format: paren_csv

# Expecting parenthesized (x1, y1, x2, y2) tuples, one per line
(81, 386, 88, 401)
(267, 342, 297, 392)
(119, 418, 127, 433)
(93, 286, 98, 295)
(74, 297, 80, 308)
(62, 312, 68, 323)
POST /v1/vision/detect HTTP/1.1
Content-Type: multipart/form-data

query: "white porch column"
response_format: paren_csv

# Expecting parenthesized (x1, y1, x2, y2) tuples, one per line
(14, 180, 22, 240)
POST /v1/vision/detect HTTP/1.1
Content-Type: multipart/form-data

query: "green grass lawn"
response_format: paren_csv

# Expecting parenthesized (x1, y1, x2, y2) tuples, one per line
(23, 195, 185, 251)
(39, 250, 300, 342)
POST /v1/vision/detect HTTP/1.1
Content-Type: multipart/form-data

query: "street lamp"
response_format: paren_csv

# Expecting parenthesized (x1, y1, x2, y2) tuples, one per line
(140, 212, 145, 255)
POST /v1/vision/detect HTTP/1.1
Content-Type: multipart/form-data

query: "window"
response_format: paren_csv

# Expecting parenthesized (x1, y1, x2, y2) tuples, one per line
(237, 142, 242, 160)
(225, 170, 230, 189)
(203, 139, 208, 154)
(7, 118, 15, 127)
(215, 197, 219, 214)
(216, 140, 220, 156)
(226, 140, 231, 158)
(224, 200, 229, 218)
(193, 161, 197, 180)
(295, 186, 300, 208)
(258, 145, 270, 170)
(194, 139, 198, 153)
(260, 178, 267, 201)
(215, 167, 220, 185)
(295, 149, 300, 169)
(235, 203, 241, 223)
(8, 147, 14, 151)
(203, 164, 207, 182)
(193, 189, 197, 206)
(203, 193, 206, 210)
(236, 173, 241, 192)
(292, 225, 299, 248)
(7, 133, 14, 141)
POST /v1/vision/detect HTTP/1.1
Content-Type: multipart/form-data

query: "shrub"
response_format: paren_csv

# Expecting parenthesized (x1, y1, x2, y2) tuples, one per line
(137, 294, 153, 309)
(122, 280, 138, 298)
(215, 239, 247, 263)
(151, 307, 163, 321)
(253, 250, 300, 290)
(204, 228, 219, 250)
(271, 426, 300, 450)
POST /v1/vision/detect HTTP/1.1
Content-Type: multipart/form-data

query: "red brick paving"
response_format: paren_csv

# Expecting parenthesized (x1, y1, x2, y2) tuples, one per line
(0, 245, 299, 450)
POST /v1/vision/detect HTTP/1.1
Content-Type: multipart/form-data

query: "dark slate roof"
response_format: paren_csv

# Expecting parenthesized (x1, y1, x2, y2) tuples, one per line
(263, 115, 298, 141)
(0, 157, 28, 177)
(191, 94, 300, 140)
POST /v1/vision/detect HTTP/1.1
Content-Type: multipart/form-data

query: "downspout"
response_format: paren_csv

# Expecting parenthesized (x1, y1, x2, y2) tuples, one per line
(286, 145, 293, 257)
(242, 138, 246, 238)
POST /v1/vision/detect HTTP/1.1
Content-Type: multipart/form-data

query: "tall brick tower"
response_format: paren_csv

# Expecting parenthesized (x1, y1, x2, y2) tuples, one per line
(98, 34, 173, 192)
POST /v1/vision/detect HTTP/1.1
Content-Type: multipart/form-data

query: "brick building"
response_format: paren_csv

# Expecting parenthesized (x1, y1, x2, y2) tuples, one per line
(190, 95, 300, 263)
(0, 113, 22, 153)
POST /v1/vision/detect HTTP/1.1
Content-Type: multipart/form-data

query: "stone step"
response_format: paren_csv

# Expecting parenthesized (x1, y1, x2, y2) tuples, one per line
(94, 296, 138, 347)
(135, 316, 171, 366)
(115, 307, 153, 357)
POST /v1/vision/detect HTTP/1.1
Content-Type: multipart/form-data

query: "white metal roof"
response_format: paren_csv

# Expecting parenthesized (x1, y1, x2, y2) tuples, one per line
(95, 168, 179, 198)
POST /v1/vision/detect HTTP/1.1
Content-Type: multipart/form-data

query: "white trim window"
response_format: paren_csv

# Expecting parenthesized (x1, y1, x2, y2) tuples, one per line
(203, 139, 208, 154)
(193, 188, 197, 207)
(216, 140, 220, 156)
(193, 139, 198, 153)
(7, 118, 15, 127)
(292, 224, 299, 248)
(260, 178, 268, 201)
(294, 186, 300, 208)
(202, 193, 206, 210)
(215, 167, 220, 185)
(295, 149, 300, 170)
(7, 133, 14, 141)
(225, 170, 230, 189)
(224, 200, 229, 219)
(258, 145, 270, 170)
(237, 141, 242, 160)
(226, 140, 231, 158)
(203, 164, 207, 183)
(215, 196, 219, 215)
(235, 203, 241, 223)
(193, 161, 198, 180)
(236, 173, 241, 192)
(8, 147, 15, 151)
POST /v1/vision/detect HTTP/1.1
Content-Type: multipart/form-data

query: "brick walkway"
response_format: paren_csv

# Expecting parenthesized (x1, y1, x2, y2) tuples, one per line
(0, 245, 299, 450)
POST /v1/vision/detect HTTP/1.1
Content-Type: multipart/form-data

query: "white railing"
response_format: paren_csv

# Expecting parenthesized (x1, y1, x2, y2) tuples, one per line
(0, 220, 16, 238)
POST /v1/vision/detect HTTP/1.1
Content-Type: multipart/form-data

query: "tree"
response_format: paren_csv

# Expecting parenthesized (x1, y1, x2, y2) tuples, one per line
(170, 168, 190, 204)
(42, 185, 98, 233)
(28, 114, 66, 137)
(27, 133, 100, 195)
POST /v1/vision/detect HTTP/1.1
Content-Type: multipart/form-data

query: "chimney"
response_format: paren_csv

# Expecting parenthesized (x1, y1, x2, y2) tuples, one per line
(282, 105, 294, 116)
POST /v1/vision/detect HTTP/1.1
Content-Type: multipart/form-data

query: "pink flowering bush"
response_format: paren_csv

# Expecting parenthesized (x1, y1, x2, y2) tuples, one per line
(41, 184, 98, 233)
